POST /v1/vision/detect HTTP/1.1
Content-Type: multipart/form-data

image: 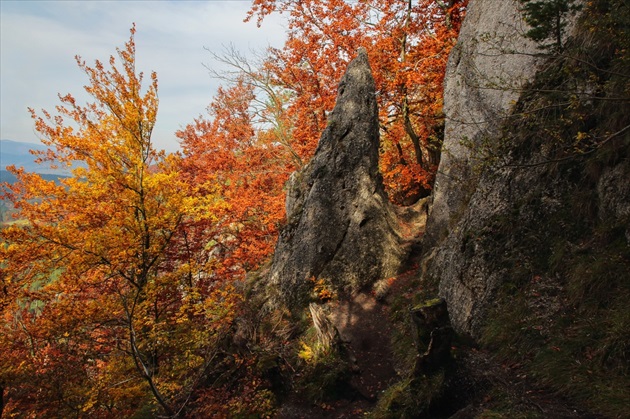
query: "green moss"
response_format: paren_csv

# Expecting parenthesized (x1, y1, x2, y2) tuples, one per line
(480, 174, 630, 417)
(372, 372, 446, 419)
(482, 199, 630, 416)
(475, 385, 546, 419)
(411, 298, 443, 310)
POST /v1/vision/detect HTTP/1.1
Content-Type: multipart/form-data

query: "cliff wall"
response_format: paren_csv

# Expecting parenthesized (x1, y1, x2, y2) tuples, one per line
(425, 0, 629, 343)
(425, 0, 543, 337)
(425, 0, 539, 248)
(422, 0, 630, 413)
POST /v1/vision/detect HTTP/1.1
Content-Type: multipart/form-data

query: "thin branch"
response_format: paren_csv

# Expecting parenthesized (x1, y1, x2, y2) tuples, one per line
(503, 123, 630, 168)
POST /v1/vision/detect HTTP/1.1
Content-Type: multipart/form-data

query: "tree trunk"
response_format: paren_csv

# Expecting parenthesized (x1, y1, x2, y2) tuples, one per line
(309, 303, 340, 351)
(403, 96, 425, 169)
(410, 298, 453, 375)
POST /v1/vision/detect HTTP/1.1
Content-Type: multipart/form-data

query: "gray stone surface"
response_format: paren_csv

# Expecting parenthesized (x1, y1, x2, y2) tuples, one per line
(422, 0, 593, 338)
(425, 0, 540, 246)
(268, 49, 405, 305)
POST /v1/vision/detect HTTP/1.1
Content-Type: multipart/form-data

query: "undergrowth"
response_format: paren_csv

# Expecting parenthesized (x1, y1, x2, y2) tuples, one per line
(371, 372, 446, 419)
(478, 0, 630, 416)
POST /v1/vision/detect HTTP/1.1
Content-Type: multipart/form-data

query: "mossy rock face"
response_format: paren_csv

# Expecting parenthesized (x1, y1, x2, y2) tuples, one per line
(421, 0, 629, 416)
(425, 0, 629, 335)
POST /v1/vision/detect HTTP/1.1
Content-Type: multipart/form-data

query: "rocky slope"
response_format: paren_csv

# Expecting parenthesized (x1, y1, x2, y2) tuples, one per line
(260, 0, 629, 416)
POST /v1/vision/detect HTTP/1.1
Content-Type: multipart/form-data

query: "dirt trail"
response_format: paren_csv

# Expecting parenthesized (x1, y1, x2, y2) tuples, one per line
(274, 202, 428, 418)
(330, 292, 399, 400)
(324, 199, 430, 404)
(275, 292, 401, 419)
(274, 196, 600, 418)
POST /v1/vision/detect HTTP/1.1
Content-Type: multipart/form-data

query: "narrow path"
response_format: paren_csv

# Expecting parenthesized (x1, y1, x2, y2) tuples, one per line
(275, 292, 401, 419)
(275, 194, 602, 418)
(330, 292, 398, 400)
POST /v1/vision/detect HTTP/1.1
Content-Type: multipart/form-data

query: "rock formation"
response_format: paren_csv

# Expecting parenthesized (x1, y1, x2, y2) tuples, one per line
(424, 0, 540, 247)
(268, 49, 405, 305)
(423, 0, 629, 343)
(421, 0, 545, 337)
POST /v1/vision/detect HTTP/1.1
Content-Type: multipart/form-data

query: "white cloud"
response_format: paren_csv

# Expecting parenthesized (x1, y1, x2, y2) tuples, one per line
(0, 0, 286, 153)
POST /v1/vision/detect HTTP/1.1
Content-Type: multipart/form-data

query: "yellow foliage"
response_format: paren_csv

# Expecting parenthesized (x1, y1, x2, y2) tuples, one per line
(0, 25, 238, 417)
(298, 341, 315, 363)
(308, 276, 337, 302)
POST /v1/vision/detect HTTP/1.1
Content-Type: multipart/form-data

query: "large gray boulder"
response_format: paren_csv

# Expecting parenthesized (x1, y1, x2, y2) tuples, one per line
(269, 49, 405, 305)
(423, 0, 597, 339)
(421, 0, 543, 337)
(425, 0, 540, 247)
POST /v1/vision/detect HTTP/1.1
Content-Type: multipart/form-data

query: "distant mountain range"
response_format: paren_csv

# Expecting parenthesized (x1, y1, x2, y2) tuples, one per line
(1, 139, 73, 184)
(1, 139, 65, 173)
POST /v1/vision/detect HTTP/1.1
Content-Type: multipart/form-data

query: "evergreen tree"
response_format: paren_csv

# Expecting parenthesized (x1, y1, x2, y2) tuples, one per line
(519, 0, 582, 51)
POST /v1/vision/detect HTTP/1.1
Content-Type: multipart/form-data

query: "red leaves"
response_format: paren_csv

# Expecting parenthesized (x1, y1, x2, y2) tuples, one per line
(178, 80, 291, 281)
(247, 0, 468, 204)
(2, 3, 471, 413)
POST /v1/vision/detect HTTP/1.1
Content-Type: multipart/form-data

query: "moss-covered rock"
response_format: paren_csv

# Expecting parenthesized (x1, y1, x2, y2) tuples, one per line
(422, 0, 630, 416)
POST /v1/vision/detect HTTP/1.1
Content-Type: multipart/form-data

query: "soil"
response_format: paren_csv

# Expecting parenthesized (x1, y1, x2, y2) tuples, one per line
(274, 290, 401, 418)
(275, 287, 600, 419)
(450, 349, 606, 419)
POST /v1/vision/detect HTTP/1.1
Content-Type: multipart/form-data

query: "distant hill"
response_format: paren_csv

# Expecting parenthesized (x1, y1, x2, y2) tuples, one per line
(1, 141, 70, 221)
(1, 169, 19, 184)
(1, 139, 78, 177)
(0, 169, 68, 185)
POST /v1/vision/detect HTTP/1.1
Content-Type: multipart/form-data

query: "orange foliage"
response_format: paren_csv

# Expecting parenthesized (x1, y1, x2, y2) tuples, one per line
(248, 0, 467, 204)
(177, 78, 293, 281)
(0, 27, 240, 417)
(1, 1, 469, 414)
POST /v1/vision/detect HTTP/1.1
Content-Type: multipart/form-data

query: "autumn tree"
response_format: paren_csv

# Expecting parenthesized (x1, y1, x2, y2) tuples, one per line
(176, 0, 467, 296)
(175, 76, 292, 418)
(178, 77, 291, 281)
(247, 0, 467, 203)
(0, 26, 237, 417)
(204, 45, 304, 168)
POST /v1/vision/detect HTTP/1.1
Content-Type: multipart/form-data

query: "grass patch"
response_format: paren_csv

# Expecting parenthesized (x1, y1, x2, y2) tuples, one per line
(293, 334, 354, 403)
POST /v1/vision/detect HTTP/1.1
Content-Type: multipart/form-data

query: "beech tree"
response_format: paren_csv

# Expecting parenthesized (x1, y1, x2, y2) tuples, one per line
(178, 78, 291, 280)
(0, 27, 237, 416)
(177, 0, 467, 294)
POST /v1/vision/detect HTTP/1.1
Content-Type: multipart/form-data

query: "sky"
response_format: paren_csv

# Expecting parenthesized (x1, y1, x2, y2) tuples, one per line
(0, 0, 287, 153)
